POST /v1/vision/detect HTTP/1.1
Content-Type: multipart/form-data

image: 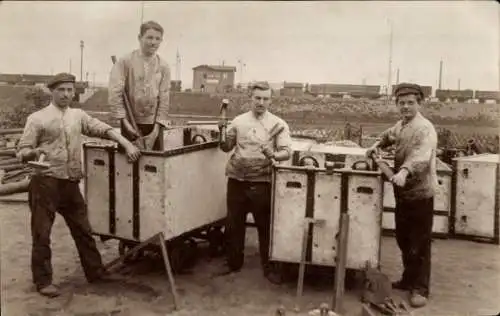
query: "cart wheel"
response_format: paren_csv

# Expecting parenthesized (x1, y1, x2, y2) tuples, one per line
(165, 241, 183, 273)
(207, 226, 225, 257)
(167, 238, 199, 274)
(118, 241, 141, 263)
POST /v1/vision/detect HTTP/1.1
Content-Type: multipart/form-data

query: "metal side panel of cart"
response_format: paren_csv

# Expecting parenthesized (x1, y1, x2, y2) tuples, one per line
(84, 141, 229, 242)
(345, 172, 383, 269)
(269, 166, 383, 270)
(85, 144, 113, 236)
(452, 154, 499, 242)
(160, 144, 228, 241)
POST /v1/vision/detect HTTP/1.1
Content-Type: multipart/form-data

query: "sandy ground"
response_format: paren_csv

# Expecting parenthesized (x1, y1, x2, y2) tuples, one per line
(1, 197, 500, 316)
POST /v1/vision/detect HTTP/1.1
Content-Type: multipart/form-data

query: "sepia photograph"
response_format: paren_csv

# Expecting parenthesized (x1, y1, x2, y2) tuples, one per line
(0, 1, 499, 315)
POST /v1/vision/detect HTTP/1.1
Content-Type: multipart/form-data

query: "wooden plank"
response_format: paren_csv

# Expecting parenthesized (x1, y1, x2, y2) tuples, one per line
(333, 212, 349, 313)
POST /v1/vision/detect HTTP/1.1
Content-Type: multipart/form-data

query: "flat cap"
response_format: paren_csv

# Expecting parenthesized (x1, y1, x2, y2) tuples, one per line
(47, 72, 76, 89)
(249, 81, 271, 91)
(393, 83, 424, 99)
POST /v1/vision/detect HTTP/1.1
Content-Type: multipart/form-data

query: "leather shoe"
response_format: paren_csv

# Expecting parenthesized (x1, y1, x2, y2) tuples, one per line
(409, 290, 428, 308)
(37, 284, 61, 298)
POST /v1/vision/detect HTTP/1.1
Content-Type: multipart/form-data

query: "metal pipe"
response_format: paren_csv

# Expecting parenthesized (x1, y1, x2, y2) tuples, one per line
(0, 149, 16, 157)
(0, 178, 29, 196)
(0, 158, 20, 167)
(0, 128, 23, 136)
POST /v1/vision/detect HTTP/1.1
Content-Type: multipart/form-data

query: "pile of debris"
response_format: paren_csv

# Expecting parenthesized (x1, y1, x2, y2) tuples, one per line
(0, 129, 32, 196)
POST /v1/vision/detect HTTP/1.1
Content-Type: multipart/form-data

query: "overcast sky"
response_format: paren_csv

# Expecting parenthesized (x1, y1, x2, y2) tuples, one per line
(0, 1, 498, 90)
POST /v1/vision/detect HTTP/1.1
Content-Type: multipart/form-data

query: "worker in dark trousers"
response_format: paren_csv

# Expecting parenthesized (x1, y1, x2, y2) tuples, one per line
(215, 82, 292, 284)
(16, 73, 141, 298)
(108, 20, 171, 150)
(366, 83, 438, 308)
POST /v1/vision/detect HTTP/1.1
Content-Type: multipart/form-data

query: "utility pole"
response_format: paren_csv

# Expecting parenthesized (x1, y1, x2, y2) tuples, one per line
(69, 59, 72, 74)
(396, 68, 400, 85)
(386, 19, 394, 102)
(237, 59, 246, 85)
(175, 49, 181, 81)
(458, 78, 461, 90)
(92, 72, 96, 90)
(80, 40, 84, 82)
(86, 72, 89, 82)
(140, 1, 145, 24)
(438, 59, 443, 90)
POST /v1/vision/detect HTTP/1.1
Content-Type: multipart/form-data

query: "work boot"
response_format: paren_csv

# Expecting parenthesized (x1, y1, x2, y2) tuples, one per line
(37, 284, 61, 298)
(409, 290, 428, 308)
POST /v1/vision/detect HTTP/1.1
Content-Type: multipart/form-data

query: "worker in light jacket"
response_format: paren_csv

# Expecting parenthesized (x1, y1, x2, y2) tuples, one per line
(17, 73, 141, 298)
(216, 82, 292, 284)
(366, 83, 438, 308)
(108, 20, 171, 150)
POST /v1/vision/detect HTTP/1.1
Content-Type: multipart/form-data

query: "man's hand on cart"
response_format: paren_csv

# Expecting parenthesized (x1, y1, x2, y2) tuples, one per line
(365, 146, 380, 160)
(261, 143, 277, 165)
(124, 142, 141, 162)
(390, 168, 409, 187)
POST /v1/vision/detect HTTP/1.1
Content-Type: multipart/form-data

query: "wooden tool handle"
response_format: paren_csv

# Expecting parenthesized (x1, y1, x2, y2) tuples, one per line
(38, 153, 46, 162)
(370, 152, 394, 180)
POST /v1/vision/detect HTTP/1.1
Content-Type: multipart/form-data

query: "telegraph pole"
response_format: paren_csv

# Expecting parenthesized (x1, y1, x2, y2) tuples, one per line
(92, 72, 96, 90)
(140, 1, 145, 24)
(438, 59, 443, 89)
(237, 59, 246, 85)
(396, 68, 400, 85)
(69, 59, 72, 74)
(386, 19, 394, 102)
(80, 40, 84, 81)
(458, 78, 461, 90)
(175, 49, 181, 81)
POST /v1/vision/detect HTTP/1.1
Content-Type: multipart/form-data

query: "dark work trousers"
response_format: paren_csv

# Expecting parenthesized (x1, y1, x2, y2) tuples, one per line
(28, 175, 105, 289)
(394, 194, 434, 297)
(120, 121, 164, 151)
(225, 178, 273, 273)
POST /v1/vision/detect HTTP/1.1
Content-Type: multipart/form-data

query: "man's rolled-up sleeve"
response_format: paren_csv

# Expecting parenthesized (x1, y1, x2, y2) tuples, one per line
(400, 127, 437, 175)
(80, 110, 114, 139)
(17, 115, 40, 150)
(377, 123, 398, 149)
(157, 63, 171, 123)
(108, 58, 127, 121)
(275, 121, 292, 156)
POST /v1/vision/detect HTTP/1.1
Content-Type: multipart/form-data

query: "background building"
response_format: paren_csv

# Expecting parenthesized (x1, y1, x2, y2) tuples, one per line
(280, 82, 304, 96)
(192, 65, 236, 93)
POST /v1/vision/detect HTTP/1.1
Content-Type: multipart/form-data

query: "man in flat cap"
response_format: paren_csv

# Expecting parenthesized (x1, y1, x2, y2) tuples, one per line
(16, 72, 141, 298)
(108, 20, 171, 150)
(215, 81, 292, 284)
(366, 83, 438, 308)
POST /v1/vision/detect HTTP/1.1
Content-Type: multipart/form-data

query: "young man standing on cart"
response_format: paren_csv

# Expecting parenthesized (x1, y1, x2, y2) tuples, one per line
(16, 73, 141, 298)
(108, 20, 171, 150)
(365, 83, 438, 308)
(216, 82, 292, 284)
